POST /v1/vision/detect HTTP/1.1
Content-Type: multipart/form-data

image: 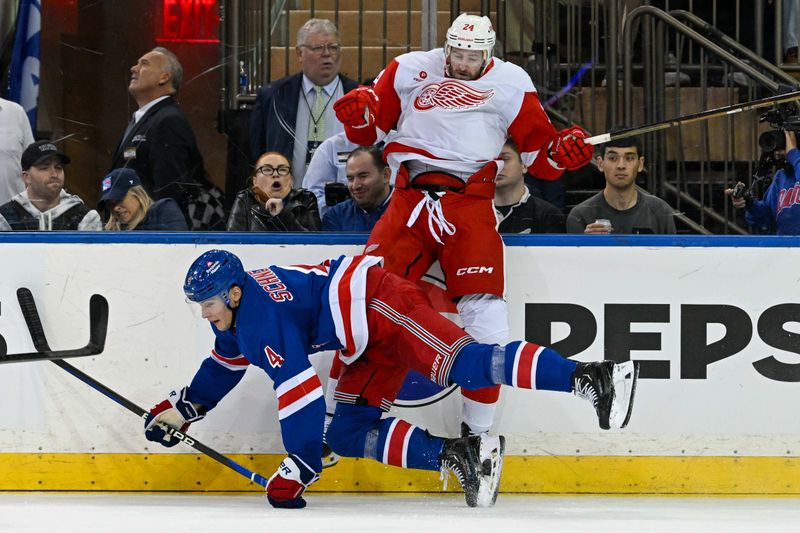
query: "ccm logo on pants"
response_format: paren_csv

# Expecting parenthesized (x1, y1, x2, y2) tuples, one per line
(456, 266, 494, 276)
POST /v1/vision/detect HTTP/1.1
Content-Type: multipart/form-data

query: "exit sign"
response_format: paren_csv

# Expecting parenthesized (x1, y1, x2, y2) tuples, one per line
(158, 0, 219, 43)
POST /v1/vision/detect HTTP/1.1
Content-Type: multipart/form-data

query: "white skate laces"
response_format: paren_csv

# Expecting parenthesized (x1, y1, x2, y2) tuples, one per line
(407, 192, 456, 245)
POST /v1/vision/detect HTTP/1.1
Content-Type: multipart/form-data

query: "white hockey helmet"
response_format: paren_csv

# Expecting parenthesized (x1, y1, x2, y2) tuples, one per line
(445, 13, 496, 62)
(444, 13, 495, 75)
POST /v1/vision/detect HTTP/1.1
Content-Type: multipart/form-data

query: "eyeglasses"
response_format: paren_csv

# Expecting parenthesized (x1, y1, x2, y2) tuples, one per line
(300, 43, 340, 55)
(255, 165, 291, 177)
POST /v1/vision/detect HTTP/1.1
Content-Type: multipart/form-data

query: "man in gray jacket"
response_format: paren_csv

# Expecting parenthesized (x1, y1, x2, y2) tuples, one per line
(566, 136, 676, 234)
(0, 141, 101, 231)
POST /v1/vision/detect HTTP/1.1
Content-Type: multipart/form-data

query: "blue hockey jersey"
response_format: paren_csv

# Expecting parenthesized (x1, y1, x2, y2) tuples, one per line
(745, 148, 800, 235)
(184, 255, 383, 473)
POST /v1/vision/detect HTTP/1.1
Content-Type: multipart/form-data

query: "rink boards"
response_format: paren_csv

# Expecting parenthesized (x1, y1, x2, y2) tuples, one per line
(2, 233, 800, 494)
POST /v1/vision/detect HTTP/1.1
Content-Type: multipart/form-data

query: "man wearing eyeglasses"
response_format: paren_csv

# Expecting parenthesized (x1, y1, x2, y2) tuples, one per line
(250, 19, 358, 188)
(227, 151, 320, 232)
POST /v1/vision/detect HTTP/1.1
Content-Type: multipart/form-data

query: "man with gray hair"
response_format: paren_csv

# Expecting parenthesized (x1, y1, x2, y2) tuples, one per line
(109, 46, 207, 223)
(250, 18, 358, 187)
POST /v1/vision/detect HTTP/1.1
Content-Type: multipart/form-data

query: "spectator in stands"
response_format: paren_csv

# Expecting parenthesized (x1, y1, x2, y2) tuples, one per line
(99, 168, 188, 231)
(303, 131, 359, 216)
(0, 97, 34, 207)
(725, 130, 800, 234)
(250, 19, 358, 186)
(566, 136, 676, 234)
(784, 0, 799, 64)
(0, 141, 101, 231)
(495, 138, 565, 233)
(322, 145, 392, 232)
(228, 151, 320, 232)
(110, 46, 206, 223)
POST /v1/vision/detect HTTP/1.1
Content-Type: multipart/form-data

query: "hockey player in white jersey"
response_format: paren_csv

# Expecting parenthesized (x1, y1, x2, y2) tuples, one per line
(333, 13, 594, 437)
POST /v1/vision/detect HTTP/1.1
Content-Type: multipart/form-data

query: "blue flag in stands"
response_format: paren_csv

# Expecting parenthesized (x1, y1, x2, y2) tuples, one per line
(6, 0, 41, 133)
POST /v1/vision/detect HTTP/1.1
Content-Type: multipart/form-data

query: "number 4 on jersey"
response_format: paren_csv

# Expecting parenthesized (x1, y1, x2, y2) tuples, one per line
(265, 346, 285, 368)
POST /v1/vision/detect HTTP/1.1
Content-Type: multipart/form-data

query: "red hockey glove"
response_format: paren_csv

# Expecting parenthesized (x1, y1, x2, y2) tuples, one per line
(143, 387, 205, 448)
(334, 86, 379, 129)
(266, 455, 320, 509)
(548, 126, 594, 171)
(334, 87, 380, 145)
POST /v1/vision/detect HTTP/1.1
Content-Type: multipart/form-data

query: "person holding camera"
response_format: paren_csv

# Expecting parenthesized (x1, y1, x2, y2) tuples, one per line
(725, 130, 800, 235)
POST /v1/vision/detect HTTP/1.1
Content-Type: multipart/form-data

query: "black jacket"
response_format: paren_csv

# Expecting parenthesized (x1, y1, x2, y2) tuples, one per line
(135, 198, 189, 231)
(249, 73, 359, 162)
(110, 96, 207, 215)
(227, 188, 321, 232)
(496, 189, 566, 234)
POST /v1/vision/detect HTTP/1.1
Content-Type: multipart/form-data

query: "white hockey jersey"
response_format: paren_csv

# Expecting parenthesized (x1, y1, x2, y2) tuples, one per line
(370, 48, 561, 181)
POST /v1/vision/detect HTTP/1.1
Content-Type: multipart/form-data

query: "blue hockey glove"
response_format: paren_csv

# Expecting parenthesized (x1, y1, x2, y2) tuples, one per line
(144, 387, 205, 448)
(266, 455, 320, 509)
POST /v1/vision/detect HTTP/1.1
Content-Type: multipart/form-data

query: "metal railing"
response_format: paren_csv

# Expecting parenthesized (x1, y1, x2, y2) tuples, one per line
(220, 0, 506, 112)
(218, 0, 798, 234)
(617, 5, 795, 234)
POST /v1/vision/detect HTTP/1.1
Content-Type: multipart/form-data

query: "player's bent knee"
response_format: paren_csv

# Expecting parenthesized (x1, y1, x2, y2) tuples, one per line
(325, 417, 363, 457)
(327, 404, 383, 458)
(325, 416, 363, 457)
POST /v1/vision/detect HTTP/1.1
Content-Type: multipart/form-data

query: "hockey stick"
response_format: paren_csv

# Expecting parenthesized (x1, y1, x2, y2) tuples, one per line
(0, 289, 109, 364)
(585, 89, 800, 145)
(15, 288, 269, 489)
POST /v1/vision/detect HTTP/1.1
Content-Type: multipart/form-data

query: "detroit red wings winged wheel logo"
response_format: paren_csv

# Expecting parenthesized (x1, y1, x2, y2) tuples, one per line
(413, 80, 494, 111)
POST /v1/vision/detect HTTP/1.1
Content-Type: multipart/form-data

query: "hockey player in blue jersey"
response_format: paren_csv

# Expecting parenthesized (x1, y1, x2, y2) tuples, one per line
(144, 249, 639, 508)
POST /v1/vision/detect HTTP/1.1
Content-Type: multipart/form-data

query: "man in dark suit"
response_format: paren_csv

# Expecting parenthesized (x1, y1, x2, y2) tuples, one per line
(249, 19, 358, 188)
(110, 46, 206, 220)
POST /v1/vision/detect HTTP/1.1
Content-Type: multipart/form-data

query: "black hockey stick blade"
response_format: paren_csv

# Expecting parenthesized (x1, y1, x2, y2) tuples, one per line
(1, 288, 109, 364)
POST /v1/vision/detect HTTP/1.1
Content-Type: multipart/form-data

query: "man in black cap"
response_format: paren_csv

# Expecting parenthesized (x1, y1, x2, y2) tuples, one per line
(0, 141, 101, 231)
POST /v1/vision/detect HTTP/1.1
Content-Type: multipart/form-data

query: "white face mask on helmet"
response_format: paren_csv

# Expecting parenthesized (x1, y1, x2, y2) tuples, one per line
(445, 13, 496, 76)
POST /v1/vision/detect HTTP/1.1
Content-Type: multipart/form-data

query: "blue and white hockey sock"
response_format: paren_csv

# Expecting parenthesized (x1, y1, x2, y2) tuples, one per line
(327, 405, 443, 470)
(499, 341, 576, 392)
(366, 417, 444, 471)
(450, 341, 576, 392)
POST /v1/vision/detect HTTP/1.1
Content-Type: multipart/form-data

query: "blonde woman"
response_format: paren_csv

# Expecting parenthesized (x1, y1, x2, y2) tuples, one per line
(227, 151, 320, 231)
(98, 168, 188, 230)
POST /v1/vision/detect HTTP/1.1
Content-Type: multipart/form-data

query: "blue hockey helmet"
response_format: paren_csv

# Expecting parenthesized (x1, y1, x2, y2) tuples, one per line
(184, 249, 247, 306)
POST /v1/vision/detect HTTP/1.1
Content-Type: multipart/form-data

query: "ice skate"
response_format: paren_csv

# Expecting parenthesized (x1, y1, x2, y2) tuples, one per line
(572, 360, 639, 430)
(440, 433, 505, 507)
(321, 442, 340, 469)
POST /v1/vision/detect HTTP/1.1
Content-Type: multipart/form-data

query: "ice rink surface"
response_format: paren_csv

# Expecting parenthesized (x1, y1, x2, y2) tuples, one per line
(1, 493, 800, 532)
